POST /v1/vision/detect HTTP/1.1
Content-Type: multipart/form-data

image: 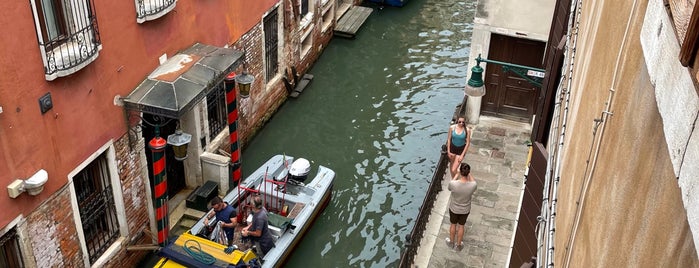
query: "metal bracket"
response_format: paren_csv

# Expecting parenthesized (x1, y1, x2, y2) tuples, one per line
(475, 54, 546, 87)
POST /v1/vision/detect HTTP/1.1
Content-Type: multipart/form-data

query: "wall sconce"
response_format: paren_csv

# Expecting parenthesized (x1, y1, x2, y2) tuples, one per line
(8, 169, 49, 198)
(234, 50, 254, 98)
(235, 71, 254, 98)
(167, 128, 192, 161)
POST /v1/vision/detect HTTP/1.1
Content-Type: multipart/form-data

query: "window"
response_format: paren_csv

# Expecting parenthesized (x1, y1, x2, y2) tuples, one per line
(207, 82, 227, 140)
(301, 0, 309, 17)
(0, 229, 24, 268)
(264, 8, 280, 82)
(74, 152, 120, 264)
(30, 0, 101, 80)
(135, 0, 177, 23)
(321, 1, 334, 33)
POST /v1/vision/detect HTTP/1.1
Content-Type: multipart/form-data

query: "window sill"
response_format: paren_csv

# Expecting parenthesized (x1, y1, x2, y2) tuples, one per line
(44, 42, 102, 81)
(136, 0, 177, 24)
(299, 13, 315, 30)
(90, 237, 125, 268)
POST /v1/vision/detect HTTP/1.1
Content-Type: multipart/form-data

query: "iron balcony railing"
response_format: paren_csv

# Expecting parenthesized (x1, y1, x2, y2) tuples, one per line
(35, 0, 101, 80)
(136, 0, 177, 22)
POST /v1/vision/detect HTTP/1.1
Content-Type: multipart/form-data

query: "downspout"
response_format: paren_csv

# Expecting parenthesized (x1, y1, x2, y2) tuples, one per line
(562, 0, 639, 266)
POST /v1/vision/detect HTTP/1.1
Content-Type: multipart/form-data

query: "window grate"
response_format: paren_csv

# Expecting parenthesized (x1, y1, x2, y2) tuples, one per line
(264, 8, 279, 82)
(32, 0, 101, 77)
(0, 229, 24, 268)
(207, 82, 227, 139)
(75, 153, 119, 264)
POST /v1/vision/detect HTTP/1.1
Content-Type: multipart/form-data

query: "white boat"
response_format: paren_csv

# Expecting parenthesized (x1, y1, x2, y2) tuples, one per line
(155, 154, 335, 267)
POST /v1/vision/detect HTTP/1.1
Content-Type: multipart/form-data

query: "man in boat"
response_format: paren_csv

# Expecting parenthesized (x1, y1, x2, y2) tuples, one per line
(241, 195, 274, 256)
(205, 196, 238, 251)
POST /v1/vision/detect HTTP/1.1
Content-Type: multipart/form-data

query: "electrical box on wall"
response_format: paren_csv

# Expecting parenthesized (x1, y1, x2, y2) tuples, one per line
(7, 180, 23, 198)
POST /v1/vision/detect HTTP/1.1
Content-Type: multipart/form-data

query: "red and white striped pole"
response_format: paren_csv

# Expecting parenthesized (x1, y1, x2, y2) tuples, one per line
(225, 73, 242, 190)
(149, 127, 169, 246)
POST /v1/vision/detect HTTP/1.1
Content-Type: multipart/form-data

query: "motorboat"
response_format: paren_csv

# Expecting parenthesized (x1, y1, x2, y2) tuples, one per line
(154, 154, 335, 267)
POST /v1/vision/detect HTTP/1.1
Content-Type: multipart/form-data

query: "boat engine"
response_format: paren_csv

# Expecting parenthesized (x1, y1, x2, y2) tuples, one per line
(288, 158, 311, 184)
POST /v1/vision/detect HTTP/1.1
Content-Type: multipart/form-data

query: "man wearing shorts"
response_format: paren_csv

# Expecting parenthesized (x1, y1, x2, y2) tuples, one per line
(446, 163, 477, 251)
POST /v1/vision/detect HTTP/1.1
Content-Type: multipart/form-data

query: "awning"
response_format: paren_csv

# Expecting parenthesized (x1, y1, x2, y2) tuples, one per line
(123, 43, 243, 119)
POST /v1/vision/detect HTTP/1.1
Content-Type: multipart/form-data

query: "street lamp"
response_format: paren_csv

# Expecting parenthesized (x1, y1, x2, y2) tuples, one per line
(464, 54, 546, 97)
(465, 64, 485, 97)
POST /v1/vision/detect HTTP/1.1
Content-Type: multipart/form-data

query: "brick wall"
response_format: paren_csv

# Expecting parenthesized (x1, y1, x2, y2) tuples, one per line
(24, 134, 150, 267)
(101, 135, 151, 267)
(26, 186, 84, 267)
(229, 0, 334, 147)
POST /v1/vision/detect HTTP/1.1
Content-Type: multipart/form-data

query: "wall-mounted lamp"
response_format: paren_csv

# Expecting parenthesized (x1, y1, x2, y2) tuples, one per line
(465, 64, 485, 97)
(167, 128, 192, 161)
(235, 71, 254, 98)
(464, 54, 546, 97)
(8, 169, 49, 198)
(234, 50, 255, 98)
(124, 112, 192, 161)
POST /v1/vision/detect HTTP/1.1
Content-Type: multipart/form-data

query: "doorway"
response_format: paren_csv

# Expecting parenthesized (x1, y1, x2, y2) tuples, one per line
(482, 34, 546, 122)
(142, 114, 187, 199)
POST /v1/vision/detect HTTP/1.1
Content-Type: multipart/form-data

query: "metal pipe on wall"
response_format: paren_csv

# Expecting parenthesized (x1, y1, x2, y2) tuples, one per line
(562, 0, 639, 266)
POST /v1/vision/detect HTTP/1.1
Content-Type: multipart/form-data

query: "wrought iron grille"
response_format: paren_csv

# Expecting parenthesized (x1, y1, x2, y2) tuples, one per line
(33, 0, 101, 77)
(136, 0, 176, 21)
(264, 8, 279, 82)
(0, 229, 24, 268)
(207, 82, 227, 139)
(75, 153, 120, 264)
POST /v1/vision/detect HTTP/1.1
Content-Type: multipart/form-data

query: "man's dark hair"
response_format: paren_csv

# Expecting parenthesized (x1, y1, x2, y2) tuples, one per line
(253, 195, 263, 209)
(459, 163, 471, 176)
(210, 196, 223, 206)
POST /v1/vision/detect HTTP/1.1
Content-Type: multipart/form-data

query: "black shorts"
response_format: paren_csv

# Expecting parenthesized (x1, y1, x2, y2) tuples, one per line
(450, 143, 465, 155)
(449, 209, 470, 225)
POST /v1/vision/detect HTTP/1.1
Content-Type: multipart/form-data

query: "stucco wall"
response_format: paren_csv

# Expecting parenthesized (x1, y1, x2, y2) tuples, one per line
(551, 0, 698, 266)
(474, 0, 556, 40)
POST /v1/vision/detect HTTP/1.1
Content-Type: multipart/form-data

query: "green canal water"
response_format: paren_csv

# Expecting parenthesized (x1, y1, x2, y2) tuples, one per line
(239, 0, 475, 266)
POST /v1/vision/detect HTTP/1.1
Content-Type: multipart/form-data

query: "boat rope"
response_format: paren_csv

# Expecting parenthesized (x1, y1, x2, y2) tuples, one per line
(183, 239, 216, 265)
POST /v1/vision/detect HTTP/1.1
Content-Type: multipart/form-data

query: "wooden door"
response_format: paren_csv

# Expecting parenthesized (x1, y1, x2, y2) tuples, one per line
(509, 142, 547, 267)
(482, 34, 546, 122)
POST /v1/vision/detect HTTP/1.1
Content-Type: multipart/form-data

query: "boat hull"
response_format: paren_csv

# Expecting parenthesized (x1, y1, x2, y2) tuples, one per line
(156, 155, 335, 268)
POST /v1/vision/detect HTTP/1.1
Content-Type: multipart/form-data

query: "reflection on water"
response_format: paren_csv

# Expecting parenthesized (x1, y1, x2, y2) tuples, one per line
(241, 0, 474, 266)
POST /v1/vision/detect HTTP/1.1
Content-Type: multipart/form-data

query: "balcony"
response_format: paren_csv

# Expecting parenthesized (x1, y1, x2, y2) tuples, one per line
(32, 0, 102, 81)
(136, 0, 177, 23)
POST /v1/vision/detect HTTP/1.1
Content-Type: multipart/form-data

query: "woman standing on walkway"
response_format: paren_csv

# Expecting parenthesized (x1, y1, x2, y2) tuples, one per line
(447, 116, 471, 177)
(446, 163, 477, 252)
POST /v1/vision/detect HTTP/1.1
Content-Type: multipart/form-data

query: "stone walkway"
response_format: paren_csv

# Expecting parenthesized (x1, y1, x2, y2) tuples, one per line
(413, 116, 532, 268)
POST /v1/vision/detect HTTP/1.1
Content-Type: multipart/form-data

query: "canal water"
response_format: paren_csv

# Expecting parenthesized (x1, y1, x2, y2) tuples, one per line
(240, 0, 475, 266)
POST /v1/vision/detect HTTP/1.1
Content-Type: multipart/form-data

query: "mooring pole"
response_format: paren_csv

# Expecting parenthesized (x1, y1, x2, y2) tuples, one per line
(149, 127, 169, 246)
(225, 72, 242, 191)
